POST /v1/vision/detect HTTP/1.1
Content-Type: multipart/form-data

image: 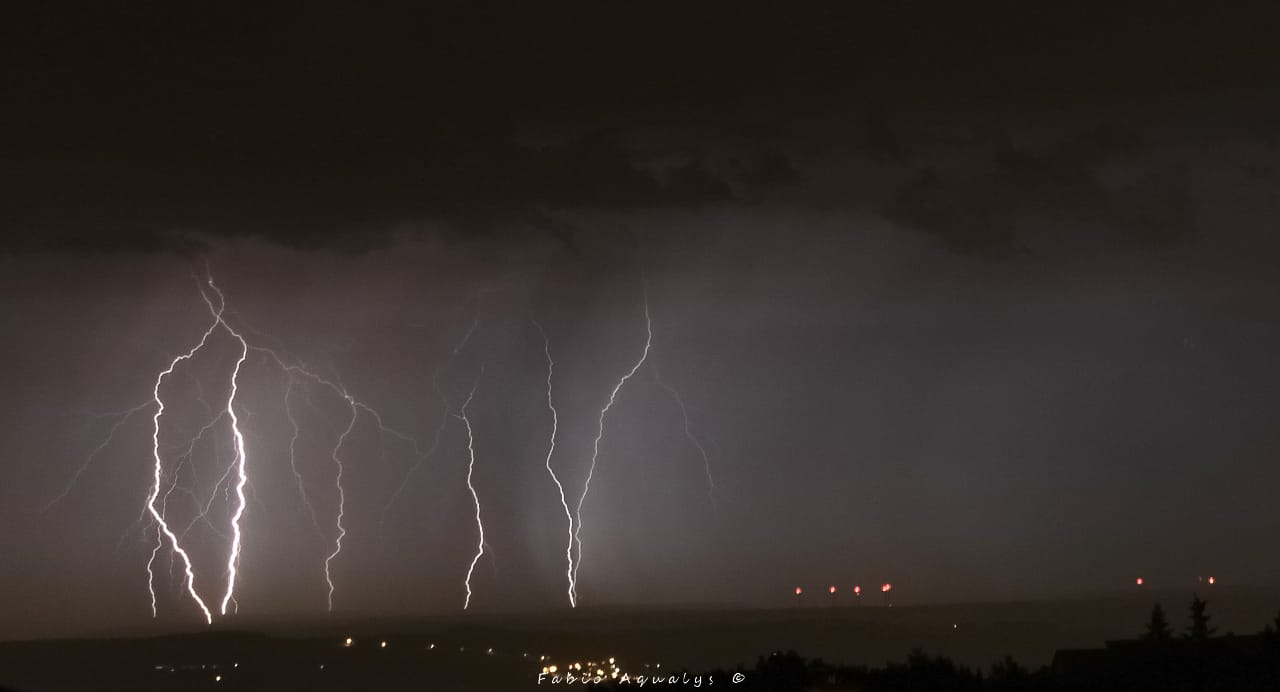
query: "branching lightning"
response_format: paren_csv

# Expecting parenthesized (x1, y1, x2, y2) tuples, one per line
(57, 266, 714, 618)
(53, 269, 435, 622)
(380, 316, 480, 526)
(651, 362, 716, 507)
(43, 401, 153, 513)
(532, 319, 575, 607)
(206, 280, 251, 617)
(457, 369, 485, 609)
(144, 291, 224, 624)
(246, 350, 427, 612)
(570, 290, 653, 603)
(324, 397, 357, 611)
(283, 380, 325, 539)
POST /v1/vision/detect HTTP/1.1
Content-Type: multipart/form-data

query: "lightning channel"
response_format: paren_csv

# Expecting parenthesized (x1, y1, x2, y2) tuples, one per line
(571, 290, 652, 602)
(532, 319, 575, 607)
(43, 400, 152, 512)
(247, 349, 421, 610)
(381, 316, 480, 525)
(284, 379, 325, 539)
(324, 398, 357, 611)
(238, 332, 428, 610)
(651, 362, 716, 508)
(144, 290, 224, 624)
(457, 370, 485, 609)
(194, 276, 253, 617)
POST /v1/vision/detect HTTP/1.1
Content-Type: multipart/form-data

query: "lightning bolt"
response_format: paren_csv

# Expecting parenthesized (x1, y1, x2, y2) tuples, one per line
(243, 353, 425, 611)
(206, 284, 251, 617)
(65, 266, 705, 618)
(532, 319, 575, 607)
(144, 287, 225, 624)
(284, 379, 325, 540)
(457, 370, 485, 609)
(43, 400, 152, 512)
(171, 412, 234, 544)
(381, 316, 479, 525)
(232, 321, 428, 611)
(93, 269, 432, 621)
(324, 397, 357, 611)
(651, 362, 716, 507)
(570, 290, 652, 603)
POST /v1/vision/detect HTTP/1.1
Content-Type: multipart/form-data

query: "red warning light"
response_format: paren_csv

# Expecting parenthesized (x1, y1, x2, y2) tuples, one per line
(795, 586, 803, 596)
(1208, 576, 1216, 585)
(881, 583, 892, 593)
(1136, 577, 1144, 586)
(853, 585, 862, 596)
(829, 585, 837, 594)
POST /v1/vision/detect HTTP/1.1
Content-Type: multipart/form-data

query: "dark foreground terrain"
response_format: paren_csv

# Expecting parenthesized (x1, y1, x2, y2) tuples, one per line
(3, 587, 1278, 691)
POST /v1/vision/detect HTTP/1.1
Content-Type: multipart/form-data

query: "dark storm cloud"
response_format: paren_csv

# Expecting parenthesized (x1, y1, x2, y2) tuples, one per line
(4, 4, 1277, 256)
(881, 126, 1197, 254)
(0, 127, 735, 255)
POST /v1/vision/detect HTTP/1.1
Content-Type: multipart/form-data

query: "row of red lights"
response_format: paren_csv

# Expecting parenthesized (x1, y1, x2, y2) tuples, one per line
(797, 576, 1219, 595)
(1136, 576, 1216, 586)
(794, 583, 891, 596)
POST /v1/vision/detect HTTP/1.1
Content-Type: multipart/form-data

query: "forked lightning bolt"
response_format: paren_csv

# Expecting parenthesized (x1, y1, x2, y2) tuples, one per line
(77, 270, 432, 622)
(203, 279, 251, 617)
(532, 319, 575, 606)
(59, 268, 711, 616)
(247, 350, 427, 611)
(570, 291, 652, 603)
(381, 316, 479, 525)
(144, 283, 226, 624)
(325, 397, 357, 611)
(457, 370, 485, 609)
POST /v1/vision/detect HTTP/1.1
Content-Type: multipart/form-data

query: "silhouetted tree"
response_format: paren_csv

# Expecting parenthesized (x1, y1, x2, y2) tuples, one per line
(1145, 603, 1173, 640)
(1264, 611, 1280, 639)
(1187, 593, 1216, 640)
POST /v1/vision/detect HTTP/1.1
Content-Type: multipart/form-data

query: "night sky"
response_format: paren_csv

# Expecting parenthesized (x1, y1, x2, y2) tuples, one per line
(3, 4, 1280, 638)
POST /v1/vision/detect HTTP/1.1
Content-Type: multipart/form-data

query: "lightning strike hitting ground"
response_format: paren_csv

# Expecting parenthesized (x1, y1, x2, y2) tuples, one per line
(245, 349, 427, 611)
(381, 316, 480, 525)
(144, 287, 225, 624)
(51, 269, 435, 623)
(570, 291, 653, 603)
(457, 371, 485, 609)
(62, 268, 708, 618)
(200, 279, 252, 617)
(324, 398, 358, 611)
(532, 319, 575, 607)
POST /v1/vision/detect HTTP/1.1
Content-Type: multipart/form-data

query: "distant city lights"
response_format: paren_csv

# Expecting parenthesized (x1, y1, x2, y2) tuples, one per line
(535, 654, 625, 681)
